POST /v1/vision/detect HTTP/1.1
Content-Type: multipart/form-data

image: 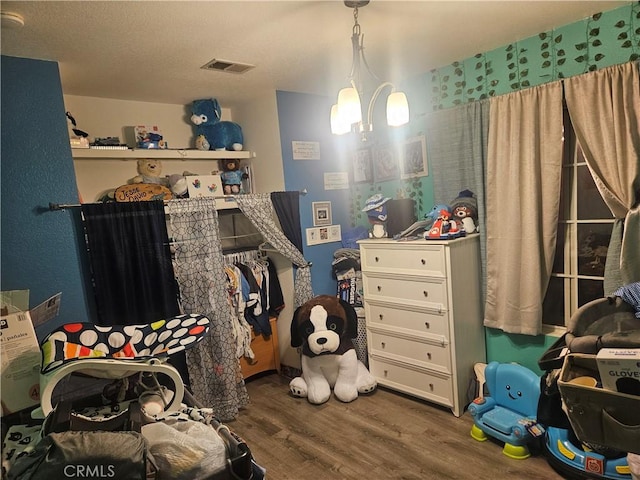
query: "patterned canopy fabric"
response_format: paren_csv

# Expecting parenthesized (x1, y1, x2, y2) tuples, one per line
(40, 314, 210, 374)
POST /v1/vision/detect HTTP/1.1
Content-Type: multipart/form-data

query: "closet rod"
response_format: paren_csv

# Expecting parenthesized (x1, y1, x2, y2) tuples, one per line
(48, 189, 307, 211)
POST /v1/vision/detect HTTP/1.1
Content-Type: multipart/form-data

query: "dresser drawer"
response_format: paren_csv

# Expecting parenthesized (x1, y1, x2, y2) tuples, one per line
(360, 244, 445, 276)
(362, 273, 447, 308)
(368, 330, 451, 372)
(365, 301, 449, 339)
(369, 356, 453, 407)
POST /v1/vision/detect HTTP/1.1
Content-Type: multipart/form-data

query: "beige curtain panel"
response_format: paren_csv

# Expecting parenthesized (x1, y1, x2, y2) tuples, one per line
(564, 61, 640, 292)
(484, 83, 564, 335)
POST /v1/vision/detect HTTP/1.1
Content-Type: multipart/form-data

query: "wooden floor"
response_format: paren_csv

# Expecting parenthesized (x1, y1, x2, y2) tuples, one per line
(228, 373, 569, 480)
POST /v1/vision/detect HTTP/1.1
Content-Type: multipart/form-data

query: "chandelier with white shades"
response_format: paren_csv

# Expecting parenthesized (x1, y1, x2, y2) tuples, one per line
(330, 1, 410, 140)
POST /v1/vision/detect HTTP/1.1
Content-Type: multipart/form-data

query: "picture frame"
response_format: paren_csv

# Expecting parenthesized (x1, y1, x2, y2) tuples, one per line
(401, 136, 428, 179)
(305, 224, 342, 246)
(373, 144, 400, 182)
(312, 201, 332, 227)
(352, 148, 373, 184)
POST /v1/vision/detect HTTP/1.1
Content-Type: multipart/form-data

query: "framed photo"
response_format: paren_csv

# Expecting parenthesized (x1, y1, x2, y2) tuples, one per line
(312, 201, 332, 227)
(373, 144, 400, 182)
(401, 136, 428, 179)
(352, 148, 373, 184)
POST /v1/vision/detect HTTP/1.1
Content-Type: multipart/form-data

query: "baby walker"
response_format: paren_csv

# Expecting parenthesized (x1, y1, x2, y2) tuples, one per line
(537, 288, 640, 480)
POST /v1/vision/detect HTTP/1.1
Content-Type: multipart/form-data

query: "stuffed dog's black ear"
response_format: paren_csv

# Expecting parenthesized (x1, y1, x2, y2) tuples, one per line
(290, 305, 304, 348)
(339, 299, 358, 339)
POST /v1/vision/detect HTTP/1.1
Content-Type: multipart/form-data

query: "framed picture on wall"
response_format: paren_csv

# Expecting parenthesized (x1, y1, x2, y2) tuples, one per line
(312, 201, 332, 227)
(373, 144, 400, 182)
(352, 148, 373, 184)
(401, 136, 428, 179)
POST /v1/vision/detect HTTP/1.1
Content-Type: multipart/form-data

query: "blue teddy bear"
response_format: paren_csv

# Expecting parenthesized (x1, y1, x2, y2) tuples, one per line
(190, 98, 244, 151)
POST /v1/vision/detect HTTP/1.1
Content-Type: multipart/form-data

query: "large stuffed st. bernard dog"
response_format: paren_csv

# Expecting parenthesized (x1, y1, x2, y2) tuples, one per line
(289, 295, 377, 404)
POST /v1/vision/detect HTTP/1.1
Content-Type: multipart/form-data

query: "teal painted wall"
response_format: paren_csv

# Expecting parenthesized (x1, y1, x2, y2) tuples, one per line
(1, 56, 91, 338)
(348, 73, 435, 224)
(428, 3, 639, 110)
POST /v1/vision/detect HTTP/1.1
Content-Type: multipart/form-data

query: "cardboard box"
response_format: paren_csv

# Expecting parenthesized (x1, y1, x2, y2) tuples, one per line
(596, 348, 640, 395)
(0, 311, 41, 414)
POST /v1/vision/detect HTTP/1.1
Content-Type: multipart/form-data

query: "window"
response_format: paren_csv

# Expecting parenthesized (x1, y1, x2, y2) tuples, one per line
(542, 115, 614, 330)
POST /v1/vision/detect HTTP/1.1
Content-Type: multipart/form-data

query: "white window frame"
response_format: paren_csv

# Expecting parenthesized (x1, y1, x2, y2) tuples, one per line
(542, 126, 614, 336)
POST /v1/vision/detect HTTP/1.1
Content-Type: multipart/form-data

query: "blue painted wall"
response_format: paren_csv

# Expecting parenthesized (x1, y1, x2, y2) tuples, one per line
(1, 55, 91, 338)
(276, 91, 355, 297)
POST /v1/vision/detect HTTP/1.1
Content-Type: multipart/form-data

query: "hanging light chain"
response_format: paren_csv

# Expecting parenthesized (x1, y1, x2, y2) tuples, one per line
(352, 6, 361, 35)
(332, 0, 409, 138)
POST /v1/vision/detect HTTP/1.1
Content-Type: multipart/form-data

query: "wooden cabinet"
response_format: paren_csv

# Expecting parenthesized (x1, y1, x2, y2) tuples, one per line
(358, 235, 485, 417)
(240, 317, 281, 379)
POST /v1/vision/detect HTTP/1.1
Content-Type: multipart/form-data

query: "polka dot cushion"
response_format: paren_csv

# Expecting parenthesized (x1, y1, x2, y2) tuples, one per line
(40, 314, 210, 374)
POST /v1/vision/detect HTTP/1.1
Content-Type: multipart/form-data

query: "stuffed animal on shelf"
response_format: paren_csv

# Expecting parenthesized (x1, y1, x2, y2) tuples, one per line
(128, 158, 168, 186)
(450, 189, 479, 233)
(289, 295, 377, 404)
(220, 159, 247, 195)
(362, 193, 391, 238)
(195, 134, 210, 151)
(190, 98, 244, 151)
(168, 173, 188, 198)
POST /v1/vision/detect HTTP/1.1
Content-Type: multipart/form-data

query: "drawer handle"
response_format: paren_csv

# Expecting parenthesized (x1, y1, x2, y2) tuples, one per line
(427, 352, 432, 360)
(423, 291, 428, 297)
(383, 369, 388, 377)
(381, 342, 386, 349)
(421, 259, 426, 265)
(379, 314, 384, 320)
(375, 256, 380, 262)
(425, 321, 430, 329)
(429, 383, 434, 391)
(377, 285, 382, 292)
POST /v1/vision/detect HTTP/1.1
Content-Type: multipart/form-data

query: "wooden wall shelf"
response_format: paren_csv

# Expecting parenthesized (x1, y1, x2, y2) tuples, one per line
(72, 148, 254, 160)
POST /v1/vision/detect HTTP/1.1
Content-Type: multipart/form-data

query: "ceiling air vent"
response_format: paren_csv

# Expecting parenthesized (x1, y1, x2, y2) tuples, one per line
(201, 58, 255, 74)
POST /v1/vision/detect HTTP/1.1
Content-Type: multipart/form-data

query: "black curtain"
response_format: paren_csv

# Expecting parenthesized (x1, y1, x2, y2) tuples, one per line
(81, 201, 180, 325)
(270, 191, 303, 252)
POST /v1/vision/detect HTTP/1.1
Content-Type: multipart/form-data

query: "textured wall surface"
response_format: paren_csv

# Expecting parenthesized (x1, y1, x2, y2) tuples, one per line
(1, 55, 90, 337)
(428, 2, 639, 110)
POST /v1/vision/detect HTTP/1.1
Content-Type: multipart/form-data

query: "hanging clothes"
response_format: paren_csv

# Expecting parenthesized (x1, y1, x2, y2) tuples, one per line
(224, 263, 254, 362)
(236, 261, 271, 336)
(267, 258, 285, 316)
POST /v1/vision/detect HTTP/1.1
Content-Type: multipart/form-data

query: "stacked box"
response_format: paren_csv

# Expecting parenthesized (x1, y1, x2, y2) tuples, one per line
(0, 311, 41, 414)
(596, 348, 640, 395)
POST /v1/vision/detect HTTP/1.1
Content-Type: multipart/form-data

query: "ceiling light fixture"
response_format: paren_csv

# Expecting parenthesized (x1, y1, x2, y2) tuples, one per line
(330, 0, 409, 141)
(1, 11, 25, 29)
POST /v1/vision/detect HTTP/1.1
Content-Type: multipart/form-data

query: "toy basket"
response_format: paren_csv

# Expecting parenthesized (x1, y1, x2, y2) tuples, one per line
(558, 353, 640, 455)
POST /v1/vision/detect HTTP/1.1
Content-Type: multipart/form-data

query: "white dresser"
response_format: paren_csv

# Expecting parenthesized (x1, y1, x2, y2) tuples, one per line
(358, 235, 486, 417)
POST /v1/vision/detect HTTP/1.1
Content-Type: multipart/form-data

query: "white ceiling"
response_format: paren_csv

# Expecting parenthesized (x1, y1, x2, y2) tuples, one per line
(0, 1, 629, 108)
